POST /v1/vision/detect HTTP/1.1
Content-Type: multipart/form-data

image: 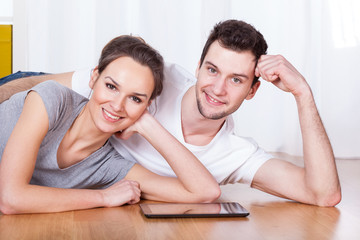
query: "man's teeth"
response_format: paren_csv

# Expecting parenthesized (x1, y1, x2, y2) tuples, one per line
(104, 109, 120, 120)
(208, 94, 219, 103)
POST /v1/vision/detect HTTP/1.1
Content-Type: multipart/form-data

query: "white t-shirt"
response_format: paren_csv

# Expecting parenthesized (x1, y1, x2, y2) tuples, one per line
(72, 63, 272, 185)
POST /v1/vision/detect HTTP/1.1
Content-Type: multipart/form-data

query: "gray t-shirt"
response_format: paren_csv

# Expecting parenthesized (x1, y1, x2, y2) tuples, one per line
(0, 80, 135, 189)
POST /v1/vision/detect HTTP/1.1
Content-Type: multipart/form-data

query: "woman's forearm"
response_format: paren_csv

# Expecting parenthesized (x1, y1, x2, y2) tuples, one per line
(136, 113, 220, 201)
(0, 178, 141, 214)
(0, 185, 105, 214)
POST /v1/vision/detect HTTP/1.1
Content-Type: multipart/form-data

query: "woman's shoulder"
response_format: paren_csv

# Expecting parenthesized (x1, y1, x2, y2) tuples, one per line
(31, 80, 88, 128)
(33, 80, 69, 93)
(33, 80, 86, 103)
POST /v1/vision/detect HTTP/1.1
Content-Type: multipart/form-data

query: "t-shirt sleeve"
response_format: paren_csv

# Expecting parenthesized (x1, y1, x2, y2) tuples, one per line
(72, 68, 93, 98)
(29, 80, 83, 130)
(224, 138, 273, 185)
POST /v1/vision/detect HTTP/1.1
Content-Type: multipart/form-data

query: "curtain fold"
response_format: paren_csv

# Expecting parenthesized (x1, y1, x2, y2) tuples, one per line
(15, 0, 360, 158)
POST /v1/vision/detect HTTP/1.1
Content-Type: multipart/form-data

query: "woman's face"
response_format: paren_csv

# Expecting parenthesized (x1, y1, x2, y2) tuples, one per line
(87, 56, 154, 134)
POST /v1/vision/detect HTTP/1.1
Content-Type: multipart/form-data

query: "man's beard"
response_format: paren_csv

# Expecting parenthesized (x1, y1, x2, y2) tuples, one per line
(196, 97, 227, 120)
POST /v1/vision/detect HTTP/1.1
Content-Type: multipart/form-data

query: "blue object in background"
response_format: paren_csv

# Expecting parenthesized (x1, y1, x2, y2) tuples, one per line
(0, 71, 49, 86)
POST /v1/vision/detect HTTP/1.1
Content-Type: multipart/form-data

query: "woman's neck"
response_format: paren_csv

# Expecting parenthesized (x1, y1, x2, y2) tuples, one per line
(70, 105, 111, 147)
(57, 105, 111, 169)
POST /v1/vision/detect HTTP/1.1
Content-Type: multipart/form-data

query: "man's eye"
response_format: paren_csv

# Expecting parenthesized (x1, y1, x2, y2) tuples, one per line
(208, 67, 217, 74)
(106, 83, 116, 90)
(131, 96, 142, 103)
(232, 77, 241, 84)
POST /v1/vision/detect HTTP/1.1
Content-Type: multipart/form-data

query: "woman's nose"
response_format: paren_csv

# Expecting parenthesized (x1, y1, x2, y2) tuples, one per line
(111, 96, 125, 112)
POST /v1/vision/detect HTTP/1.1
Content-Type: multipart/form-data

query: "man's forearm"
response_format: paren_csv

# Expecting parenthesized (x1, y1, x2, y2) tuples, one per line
(296, 89, 341, 206)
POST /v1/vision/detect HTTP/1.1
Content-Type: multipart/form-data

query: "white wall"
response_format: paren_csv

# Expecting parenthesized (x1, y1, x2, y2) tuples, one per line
(0, 0, 13, 23)
(12, 0, 360, 158)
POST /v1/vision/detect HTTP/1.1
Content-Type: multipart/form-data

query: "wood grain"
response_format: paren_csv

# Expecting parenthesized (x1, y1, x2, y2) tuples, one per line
(1, 155, 359, 239)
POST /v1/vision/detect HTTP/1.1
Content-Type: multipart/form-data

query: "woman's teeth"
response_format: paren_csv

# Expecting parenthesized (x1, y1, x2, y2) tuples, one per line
(103, 109, 120, 120)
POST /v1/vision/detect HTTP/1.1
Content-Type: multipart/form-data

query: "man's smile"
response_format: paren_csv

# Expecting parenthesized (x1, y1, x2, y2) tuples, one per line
(204, 92, 225, 106)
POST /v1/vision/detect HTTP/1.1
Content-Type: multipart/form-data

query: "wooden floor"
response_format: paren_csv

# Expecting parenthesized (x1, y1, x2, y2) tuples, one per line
(1, 154, 360, 239)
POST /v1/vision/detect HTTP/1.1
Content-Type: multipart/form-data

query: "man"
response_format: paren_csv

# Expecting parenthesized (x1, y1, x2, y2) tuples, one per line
(0, 20, 341, 206)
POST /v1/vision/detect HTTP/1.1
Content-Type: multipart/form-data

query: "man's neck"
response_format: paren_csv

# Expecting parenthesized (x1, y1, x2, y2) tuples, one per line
(181, 86, 226, 146)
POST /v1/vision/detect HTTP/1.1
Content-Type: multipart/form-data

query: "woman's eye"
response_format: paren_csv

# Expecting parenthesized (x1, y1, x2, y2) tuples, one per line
(106, 83, 116, 90)
(131, 96, 142, 103)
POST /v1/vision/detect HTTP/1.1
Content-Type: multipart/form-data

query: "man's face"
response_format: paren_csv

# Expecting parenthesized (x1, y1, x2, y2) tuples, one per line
(195, 41, 260, 120)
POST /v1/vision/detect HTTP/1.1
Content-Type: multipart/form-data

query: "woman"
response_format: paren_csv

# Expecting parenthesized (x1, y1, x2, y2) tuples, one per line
(0, 36, 220, 214)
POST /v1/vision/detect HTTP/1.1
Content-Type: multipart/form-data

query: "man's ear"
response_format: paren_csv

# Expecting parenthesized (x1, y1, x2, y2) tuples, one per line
(89, 67, 99, 89)
(245, 81, 261, 100)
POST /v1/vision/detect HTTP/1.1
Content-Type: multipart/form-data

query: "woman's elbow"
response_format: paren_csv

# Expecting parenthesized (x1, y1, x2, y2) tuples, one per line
(198, 185, 221, 203)
(0, 198, 17, 215)
(0, 205, 17, 215)
(0, 190, 23, 215)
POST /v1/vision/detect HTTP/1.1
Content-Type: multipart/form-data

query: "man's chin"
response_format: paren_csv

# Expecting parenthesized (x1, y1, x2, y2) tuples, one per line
(197, 97, 227, 120)
(199, 109, 227, 120)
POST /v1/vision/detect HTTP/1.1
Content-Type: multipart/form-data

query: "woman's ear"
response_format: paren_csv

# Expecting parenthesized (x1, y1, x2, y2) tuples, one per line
(147, 100, 152, 107)
(89, 67, 99, 89)
(245, 81, 261, 100)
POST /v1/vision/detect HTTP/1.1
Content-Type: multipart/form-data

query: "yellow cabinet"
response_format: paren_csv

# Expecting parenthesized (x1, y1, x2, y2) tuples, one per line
(0, 25, 12, 78)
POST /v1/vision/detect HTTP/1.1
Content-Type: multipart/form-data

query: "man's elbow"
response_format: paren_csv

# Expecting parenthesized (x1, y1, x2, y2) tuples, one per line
(315, 188, 342, 207)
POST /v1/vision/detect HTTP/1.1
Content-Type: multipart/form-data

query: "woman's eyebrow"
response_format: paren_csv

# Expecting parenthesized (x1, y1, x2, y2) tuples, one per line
(105, 76, 149, 99)
(105, 76, 120, 86)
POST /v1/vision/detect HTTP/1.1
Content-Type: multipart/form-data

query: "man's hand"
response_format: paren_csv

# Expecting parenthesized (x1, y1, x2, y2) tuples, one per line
(252, 55, 341, 207)
(255, 55, 310, 98)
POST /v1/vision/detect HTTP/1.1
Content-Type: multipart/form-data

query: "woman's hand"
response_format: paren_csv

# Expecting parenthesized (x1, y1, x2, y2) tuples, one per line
(114, 110, 153, 140)
(101, 179, 141, 207)
(116, 109, 220, 203)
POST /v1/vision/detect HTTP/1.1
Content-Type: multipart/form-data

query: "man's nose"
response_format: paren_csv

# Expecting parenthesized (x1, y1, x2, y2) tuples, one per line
(212, 76, 227, 95)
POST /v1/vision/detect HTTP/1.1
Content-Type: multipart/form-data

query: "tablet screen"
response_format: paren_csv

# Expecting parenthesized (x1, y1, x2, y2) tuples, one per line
(139, 202, 249, 218)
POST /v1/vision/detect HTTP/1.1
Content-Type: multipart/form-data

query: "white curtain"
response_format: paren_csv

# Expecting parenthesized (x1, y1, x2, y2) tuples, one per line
(14, 0, 360, 158)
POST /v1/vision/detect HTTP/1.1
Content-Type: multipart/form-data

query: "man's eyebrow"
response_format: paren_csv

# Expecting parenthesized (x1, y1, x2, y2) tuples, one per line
(233, 73, 249, 80)
(204, 61, 218, 69)
(205, 61, 249, 79)
(105, 76, 149, 98)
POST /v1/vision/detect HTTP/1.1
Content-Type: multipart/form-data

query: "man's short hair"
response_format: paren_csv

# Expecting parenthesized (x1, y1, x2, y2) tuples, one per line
(199, 20, 268, 85)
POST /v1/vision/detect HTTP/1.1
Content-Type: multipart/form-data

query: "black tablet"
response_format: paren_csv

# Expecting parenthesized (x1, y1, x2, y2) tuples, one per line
(139, 202, 249, 218)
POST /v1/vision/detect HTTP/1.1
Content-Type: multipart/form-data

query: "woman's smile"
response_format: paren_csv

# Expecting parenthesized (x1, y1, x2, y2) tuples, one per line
(87, 56, 155, 133)
(102, 108, 123, 122)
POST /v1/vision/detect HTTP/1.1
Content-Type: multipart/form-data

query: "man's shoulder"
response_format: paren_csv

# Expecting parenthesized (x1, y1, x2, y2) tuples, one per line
(164, 63, 196, 88)
(149, 63, 195, 112)
(72, 68, 92, 97)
